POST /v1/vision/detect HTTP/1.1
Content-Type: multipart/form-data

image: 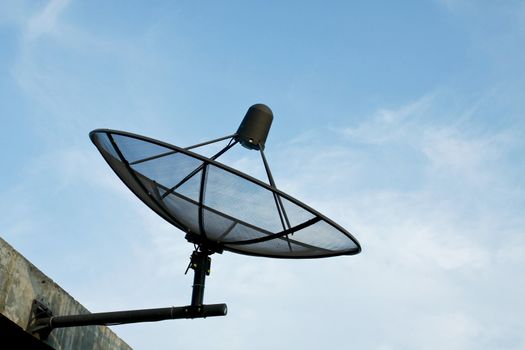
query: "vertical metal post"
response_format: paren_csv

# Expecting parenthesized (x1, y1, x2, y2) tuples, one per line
(190, 250, 211, 307)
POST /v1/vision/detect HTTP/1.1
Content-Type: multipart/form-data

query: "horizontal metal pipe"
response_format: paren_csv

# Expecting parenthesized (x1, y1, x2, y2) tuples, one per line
(37, 304, 227, 330)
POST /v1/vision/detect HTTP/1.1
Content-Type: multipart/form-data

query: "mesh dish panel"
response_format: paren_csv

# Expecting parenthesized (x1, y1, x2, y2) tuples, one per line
(113, 134, 174, 164)
(159, 187, 201, 235)
(205, 165, 284, 233)
(280, 196, 315, 227)
(90, 129, 361, 258)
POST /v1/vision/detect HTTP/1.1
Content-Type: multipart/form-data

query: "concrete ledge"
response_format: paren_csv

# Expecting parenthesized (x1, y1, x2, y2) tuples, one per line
(0, 237, 132, 350)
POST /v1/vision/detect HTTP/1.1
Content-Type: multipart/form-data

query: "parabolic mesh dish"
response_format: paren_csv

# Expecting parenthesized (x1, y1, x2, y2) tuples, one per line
(90, 129, 361, 258)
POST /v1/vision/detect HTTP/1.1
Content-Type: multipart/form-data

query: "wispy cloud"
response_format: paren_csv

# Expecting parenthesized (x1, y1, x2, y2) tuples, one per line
(23, 0, 69, 42)
(341, 94, 435, 145)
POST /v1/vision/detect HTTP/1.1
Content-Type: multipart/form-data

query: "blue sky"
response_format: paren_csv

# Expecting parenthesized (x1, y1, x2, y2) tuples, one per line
(1, 1, 525, 349)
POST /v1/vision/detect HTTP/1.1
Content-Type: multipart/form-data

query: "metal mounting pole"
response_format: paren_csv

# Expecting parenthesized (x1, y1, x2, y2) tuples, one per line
(189, 249, 211, 308)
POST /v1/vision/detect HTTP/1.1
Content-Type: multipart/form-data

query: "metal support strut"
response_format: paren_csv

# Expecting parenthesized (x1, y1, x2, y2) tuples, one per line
(189, 249, 211, 308)
(27, 248, 226, 339)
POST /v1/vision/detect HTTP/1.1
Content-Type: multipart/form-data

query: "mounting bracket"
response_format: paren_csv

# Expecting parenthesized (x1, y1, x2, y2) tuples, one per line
(27, 248, 226, 339)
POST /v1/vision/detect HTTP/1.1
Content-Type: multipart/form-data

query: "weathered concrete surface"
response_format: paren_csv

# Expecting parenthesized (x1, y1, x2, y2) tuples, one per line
(0, 237, 133, 350)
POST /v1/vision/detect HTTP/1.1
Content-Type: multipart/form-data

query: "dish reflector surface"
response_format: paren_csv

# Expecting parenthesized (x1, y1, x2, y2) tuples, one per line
(90, 129, 360, 258)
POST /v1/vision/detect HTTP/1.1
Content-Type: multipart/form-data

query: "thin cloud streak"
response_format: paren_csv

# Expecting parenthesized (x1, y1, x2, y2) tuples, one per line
(23, 0, 69, 42)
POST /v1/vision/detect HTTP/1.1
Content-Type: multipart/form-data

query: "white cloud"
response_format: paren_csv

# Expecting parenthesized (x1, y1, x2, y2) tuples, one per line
(23, 0, 70, 42)
(341, 94, 434, 145)
(411, 312, 483, 350)
(496, 232, 525, 265)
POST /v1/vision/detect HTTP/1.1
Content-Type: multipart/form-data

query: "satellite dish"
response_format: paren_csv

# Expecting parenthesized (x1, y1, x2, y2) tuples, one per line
(26, 104, 362, 337)
(90, 104, 361, 259)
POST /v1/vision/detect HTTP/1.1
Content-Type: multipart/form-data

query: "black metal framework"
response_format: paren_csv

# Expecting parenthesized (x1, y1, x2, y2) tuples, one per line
(28, 247, 225, 339)
(161, 138, 238, 200)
